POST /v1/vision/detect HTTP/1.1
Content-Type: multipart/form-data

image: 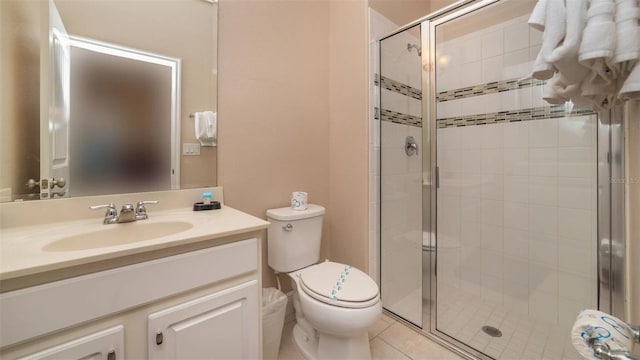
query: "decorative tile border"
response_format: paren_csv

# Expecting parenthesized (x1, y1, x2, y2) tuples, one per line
(375, 107, 422, 128)
(376, 74, 547, 104)
(436, 105, 596, 128)
(375, 74, 422, 100)
(373, 74, 592, 129)
(436, 78, 546, 102)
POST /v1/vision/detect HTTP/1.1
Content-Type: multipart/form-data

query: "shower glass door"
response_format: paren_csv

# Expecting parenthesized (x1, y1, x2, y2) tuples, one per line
(379, 24, 424, 327)
(428, 0, 599, 358)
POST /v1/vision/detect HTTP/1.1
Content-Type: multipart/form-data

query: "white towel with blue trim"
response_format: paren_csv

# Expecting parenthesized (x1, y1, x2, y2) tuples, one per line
(571, 309, 635, 360)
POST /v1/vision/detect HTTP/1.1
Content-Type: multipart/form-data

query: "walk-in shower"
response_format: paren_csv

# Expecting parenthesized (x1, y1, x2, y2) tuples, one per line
(374, 0, 628, 359)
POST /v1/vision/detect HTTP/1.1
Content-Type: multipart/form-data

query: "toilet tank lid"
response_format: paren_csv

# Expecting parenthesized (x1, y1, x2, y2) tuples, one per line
(266, 204, 325, 221)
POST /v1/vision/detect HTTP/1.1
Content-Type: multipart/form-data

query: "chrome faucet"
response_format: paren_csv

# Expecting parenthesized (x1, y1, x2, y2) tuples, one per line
(90, 200, 158, 224)
(118, 203, 137, 223)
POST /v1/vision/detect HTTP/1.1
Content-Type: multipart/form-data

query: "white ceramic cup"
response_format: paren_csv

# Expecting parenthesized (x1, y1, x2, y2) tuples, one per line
(291, 191, 308, 211)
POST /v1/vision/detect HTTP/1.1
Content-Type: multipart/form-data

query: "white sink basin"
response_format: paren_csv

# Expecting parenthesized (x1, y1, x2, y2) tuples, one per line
(42, 221, 194, 252)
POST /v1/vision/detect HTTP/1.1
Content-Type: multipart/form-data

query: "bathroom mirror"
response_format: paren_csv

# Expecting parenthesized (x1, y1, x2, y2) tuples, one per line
(0, 0, 218, 202)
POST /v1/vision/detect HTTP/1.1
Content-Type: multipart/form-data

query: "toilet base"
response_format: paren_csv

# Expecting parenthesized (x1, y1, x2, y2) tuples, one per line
(293, 323, 318, 359)
(292, 323, 371, 360)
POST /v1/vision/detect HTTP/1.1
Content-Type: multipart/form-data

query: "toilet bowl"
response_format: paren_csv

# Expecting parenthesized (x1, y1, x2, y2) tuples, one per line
(288, 262, 381, 359)
(266, 205, 381, 360)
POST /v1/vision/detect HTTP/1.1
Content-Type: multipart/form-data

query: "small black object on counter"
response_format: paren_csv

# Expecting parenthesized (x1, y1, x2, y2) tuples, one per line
(193, 201, 221, 211)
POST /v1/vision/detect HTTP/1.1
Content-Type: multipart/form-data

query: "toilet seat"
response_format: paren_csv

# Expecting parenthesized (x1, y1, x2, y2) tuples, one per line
(298, 261, 379, 309)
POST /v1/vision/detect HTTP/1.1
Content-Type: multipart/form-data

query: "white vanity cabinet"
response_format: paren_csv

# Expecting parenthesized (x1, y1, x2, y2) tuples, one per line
(0, 237, 262, 360)
(148, 280, 259, 359)
(17, 326, 124, 360)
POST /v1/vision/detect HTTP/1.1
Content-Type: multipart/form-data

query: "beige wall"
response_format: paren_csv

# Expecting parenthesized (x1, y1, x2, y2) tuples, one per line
(0, 1, 41, 200)
(218, 0, 372, 287)
(368, 0, 457, 29)
(328, 0, 370, 272)
(54, 0, 217, 189)
(217, 0, 332, 288)
(430, 0, 459, 13)
(369, 0, 430, 28)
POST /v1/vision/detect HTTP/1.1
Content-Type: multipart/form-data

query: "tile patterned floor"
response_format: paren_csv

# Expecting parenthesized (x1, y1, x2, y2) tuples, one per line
(436, 286, 584, 360)
(277, 314, 466, 360)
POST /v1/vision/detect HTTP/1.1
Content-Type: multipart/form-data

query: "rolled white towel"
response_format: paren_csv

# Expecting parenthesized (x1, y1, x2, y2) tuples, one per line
(532, 0, 566, 80)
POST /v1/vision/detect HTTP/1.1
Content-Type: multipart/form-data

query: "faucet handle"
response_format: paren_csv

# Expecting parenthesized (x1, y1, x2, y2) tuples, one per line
(137, 200, 159, 208)
(90, 203, 118, 224)
(90, 203, 117, 212)
(135, 200, 159, 220)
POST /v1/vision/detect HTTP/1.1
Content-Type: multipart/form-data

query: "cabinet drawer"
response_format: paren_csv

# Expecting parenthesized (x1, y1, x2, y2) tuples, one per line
(0, 238, 257, 349)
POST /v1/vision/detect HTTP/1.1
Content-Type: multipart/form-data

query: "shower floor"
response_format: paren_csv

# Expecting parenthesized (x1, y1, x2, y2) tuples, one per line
(436, 285, 583, 360)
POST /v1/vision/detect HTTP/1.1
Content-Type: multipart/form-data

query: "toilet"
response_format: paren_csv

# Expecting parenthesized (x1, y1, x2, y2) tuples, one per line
(266, 204, 381, 360)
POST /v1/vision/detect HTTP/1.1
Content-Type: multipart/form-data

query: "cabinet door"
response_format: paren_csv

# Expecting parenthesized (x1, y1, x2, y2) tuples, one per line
(18, 326, 124, 360)
(148, 280, 259, 360)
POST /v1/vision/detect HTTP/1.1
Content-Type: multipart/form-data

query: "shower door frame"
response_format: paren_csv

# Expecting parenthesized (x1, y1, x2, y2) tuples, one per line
(597, 106, 626, 320)
(423, 3, 505, 358)
(378, 0, 627, 358)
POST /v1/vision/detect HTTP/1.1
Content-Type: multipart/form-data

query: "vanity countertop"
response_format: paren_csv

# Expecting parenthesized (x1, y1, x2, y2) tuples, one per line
(0, 205, 269, 281)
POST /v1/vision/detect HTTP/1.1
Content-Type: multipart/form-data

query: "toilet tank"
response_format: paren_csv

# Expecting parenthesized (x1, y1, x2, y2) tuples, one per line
(266, 204, 325, 273)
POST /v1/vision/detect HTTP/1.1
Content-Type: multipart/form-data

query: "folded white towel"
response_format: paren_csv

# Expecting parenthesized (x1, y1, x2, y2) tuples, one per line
(528, 0, 548, 31)
(532, 0, 566, 80)
(531, 0, 640, 108)
(194, 111, 217, 147)
(579, 0, 616, 83)
(582, 78, 619, 110)
(543, 74, 569, 104)
(548, 0, 591, 84)
(620, 61, 640, 99)
(545, 73, 596, 107)
(614, 0, 640, 68)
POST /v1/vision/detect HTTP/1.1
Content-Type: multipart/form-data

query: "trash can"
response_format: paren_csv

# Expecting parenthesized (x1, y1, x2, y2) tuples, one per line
(262, 287, 287, 360)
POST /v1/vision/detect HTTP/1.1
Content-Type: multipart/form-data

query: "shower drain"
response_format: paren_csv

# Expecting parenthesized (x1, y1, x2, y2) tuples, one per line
(481, 326, 503, 338)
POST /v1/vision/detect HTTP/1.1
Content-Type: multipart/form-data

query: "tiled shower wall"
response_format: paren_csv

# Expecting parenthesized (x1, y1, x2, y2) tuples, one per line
(435, 13, 598, 333)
